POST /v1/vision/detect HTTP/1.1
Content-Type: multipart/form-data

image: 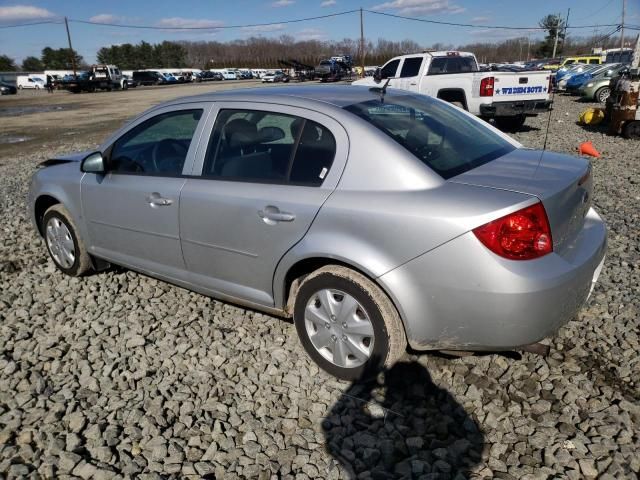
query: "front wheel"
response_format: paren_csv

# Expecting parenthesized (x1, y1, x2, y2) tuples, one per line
(293, 265, 406, 380)
(43, 205, 92, 276)
(494, 115, 526, 132)
(595, 86, 610, 103)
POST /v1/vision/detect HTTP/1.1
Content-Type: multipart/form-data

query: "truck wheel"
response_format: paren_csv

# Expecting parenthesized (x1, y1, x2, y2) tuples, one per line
(622, 121, 640, 140)
(122, 82, 128, 90)
(494, 115, 526, 132)
(595, 86, 610, 103)
(293, 265, 407, 380)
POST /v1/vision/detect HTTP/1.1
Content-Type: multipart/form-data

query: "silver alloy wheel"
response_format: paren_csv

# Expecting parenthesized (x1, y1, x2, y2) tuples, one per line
(598, 87, 610, 103)
(304, 289, 375, 368)
(45, 217, 76, 269)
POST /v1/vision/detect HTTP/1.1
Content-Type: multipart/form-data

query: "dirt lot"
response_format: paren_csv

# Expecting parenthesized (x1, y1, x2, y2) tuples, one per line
(0, 84, 639, 479)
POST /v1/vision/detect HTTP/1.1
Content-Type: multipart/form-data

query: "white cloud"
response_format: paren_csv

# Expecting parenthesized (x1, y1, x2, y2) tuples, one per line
(372, 0, 465, 16)
(0, 5, 56, 23)
(89, 14, 130, 24)
(320, 0, 336, 6)
(470, 16, 490, 23)
(296, 28, 327, 41)
(271, 0, 295, 7)
(241, 23, 286, 33)
(156, 17, 225, 29)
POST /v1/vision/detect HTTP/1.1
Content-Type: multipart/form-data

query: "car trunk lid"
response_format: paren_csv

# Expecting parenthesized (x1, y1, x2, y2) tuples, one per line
(449, 149, 592, 252)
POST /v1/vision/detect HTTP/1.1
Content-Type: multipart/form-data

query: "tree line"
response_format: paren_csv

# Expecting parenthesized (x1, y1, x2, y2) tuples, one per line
(0, 14, 632, 72)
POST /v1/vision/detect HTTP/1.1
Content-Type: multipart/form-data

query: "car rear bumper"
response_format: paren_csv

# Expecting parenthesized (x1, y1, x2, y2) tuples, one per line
(378, 207, 607, 351)
(480, 99, 552, 118)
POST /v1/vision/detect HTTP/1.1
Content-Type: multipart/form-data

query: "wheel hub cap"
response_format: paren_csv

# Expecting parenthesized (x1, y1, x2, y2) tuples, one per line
(45, 217, 75, 269)
(304, 289, 375, 368)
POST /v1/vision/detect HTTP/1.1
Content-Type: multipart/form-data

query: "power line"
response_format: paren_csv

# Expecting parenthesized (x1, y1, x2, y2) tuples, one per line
(0, 20, 62, 29)
(364, 9, 620, 30)
(572, 0, 616, 21)
(68, 10, 360, 30)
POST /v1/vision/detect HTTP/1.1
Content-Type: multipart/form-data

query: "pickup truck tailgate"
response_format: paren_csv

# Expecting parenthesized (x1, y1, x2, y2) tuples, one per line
(492, 71, 551, 102)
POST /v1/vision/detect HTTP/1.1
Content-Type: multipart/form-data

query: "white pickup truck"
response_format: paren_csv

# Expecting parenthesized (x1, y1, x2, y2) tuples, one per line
(353, 51, 552, 131)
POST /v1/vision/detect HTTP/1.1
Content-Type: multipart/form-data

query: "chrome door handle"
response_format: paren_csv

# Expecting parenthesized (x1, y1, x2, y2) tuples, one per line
(146, 192, 173, 207)
(258, 205, 295, 223)
(410, 82, 417, 85)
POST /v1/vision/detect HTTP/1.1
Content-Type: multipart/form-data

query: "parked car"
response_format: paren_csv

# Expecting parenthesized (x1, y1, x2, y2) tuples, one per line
(123, 75, 137, 88)
(132, 71, 165, 86)
(261, 71, 290, 83)
(17, 75, 45, 90)
(555, 64, 601, 91)
(565, 63, 622, 94)
(0, 82, 17, 95)
(353, 51, 552, 132)
(28, 86, 606, 380)
(579, 64, 629, 103)
(219, 70, 237, 80)
(196, 71, 224, 82)
(161, 73, 179, 84)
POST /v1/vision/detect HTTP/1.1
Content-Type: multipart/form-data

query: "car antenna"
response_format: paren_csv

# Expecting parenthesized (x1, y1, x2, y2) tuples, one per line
(369, 77, 392, 103)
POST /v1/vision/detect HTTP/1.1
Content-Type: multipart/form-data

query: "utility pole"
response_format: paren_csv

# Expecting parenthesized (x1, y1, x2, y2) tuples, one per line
(551, 13, 561, 58)
(620, 0, 626, 51)
(562, 8, 570, 56)
(359, 7, 365, 78)
(64, 16, 77, 78)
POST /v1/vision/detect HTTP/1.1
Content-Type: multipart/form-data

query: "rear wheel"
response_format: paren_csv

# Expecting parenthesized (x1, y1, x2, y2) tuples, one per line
(293, 265, 406, 380)
(43, 205, 92, 277)
(595, 86, 610, 103)
(494, 115, 526, 132)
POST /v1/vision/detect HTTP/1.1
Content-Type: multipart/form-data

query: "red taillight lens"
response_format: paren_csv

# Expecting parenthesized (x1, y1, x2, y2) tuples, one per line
(473, 202, 553, 260)
(480, 76, 494, 97)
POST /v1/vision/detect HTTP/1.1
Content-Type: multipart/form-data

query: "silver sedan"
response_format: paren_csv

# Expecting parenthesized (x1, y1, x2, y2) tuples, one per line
(28, 86, 606, 379)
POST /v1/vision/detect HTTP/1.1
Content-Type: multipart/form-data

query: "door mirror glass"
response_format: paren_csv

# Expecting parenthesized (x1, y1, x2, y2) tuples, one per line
(81, 152, 106, 174)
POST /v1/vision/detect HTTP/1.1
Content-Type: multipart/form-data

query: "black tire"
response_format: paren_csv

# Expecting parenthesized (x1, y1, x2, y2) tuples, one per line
(622, 121, 640, 140)
(595, 86, 610, 103)
(293, 265, 406, 380)
(42, 205, 92, 277)
(494, 115, 526, 132)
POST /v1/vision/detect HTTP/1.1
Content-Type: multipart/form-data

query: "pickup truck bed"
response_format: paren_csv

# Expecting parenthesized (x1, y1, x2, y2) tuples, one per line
(353, 51, 552, 131)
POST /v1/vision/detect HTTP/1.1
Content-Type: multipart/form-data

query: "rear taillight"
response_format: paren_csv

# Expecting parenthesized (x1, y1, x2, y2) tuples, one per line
(473, 202, 552, 260)
(480, 76, 494, 97)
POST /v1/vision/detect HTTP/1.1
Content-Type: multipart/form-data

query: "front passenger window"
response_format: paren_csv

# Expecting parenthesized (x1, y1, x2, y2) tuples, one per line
(109, 109, 202, 175)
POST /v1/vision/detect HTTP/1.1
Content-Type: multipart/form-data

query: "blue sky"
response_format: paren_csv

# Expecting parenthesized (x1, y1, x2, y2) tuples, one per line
(0, 0, 637, 63)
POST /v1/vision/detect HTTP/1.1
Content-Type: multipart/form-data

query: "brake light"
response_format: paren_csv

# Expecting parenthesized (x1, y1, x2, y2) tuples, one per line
(473, 202, 553, 260)
(480, 77, 494, 97)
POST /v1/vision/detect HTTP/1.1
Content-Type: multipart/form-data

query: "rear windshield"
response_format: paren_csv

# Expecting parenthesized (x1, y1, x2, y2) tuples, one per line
(427, 56, 478, 74)
(344, 95, 515, 179)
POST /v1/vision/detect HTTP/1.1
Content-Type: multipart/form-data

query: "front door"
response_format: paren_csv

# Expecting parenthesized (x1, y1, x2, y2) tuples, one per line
(81, 105, 208, 277)
(180, 103, 348, 306)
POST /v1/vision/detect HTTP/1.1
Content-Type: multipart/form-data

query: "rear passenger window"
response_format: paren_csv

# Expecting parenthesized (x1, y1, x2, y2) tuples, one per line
(203, 109, 336, 186)
(589, 59, 599, 64)
(400, 57, 423, 77)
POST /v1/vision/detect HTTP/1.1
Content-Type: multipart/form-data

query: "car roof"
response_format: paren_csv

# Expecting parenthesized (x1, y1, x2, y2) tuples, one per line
(162, 85, 417, 110)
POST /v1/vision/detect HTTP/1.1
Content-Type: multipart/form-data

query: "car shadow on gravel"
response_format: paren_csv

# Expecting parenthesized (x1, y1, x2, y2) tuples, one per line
(323, 360, 484, 479)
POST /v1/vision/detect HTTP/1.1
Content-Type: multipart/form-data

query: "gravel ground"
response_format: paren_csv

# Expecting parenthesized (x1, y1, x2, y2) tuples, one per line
(0, 90, 639, 479)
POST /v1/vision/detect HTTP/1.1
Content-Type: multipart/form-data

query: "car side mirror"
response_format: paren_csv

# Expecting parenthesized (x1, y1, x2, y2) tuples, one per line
(81, 151, 106, 174)
(373, 67, 382, 83)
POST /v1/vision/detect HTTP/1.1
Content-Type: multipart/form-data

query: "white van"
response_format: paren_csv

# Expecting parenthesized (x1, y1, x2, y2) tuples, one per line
(17, 76, 45, 90)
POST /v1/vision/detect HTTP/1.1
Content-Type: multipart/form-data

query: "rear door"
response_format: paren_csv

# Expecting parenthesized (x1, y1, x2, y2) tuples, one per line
(397, 56, 424, 92)
(180, 103, 348, 307)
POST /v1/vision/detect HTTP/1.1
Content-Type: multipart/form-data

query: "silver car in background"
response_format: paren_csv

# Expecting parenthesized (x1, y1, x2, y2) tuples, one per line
(28, 86, 606, 379)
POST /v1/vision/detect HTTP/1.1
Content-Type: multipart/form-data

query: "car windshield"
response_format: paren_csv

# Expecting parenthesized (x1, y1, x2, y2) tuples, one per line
(344, 95, 515, 179)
